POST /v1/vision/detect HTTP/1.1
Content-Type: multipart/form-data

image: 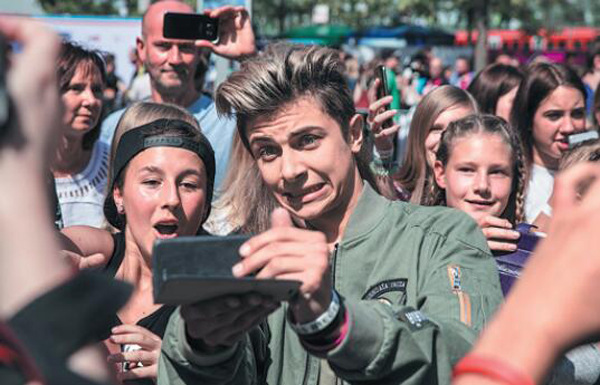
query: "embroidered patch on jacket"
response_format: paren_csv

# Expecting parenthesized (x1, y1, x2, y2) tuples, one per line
(396, 308, 432, 331)
(447, 265, 462, 290)
(447, 265, 472, 327)
(362, 279, 408, 300)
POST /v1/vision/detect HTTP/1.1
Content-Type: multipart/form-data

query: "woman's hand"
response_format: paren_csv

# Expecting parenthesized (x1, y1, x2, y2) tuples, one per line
(233, 208, 332, 324)
(107, 325, 162, 382)
(476, 215, 520, 252)
(367, 78, 399, 156)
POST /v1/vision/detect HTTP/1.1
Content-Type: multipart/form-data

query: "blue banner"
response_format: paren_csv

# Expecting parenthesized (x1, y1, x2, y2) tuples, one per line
(203, 0, 248, 9)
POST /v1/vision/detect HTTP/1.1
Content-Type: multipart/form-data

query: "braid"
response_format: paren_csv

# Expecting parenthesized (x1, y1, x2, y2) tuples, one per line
(429, 180, 445, 207)
(513, 144, 528, 224)
(422, 169, 444, 206)
(503, 116, 528, 225)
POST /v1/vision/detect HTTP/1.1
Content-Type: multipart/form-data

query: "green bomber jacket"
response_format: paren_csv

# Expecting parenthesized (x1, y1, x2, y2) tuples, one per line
(157, 183, 503, 385)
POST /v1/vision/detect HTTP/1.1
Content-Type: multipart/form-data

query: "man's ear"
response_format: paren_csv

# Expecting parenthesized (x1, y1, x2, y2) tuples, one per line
(433, 160, 447, 189)
(136, 37, 146, 64)
(348, 114, 364, 154)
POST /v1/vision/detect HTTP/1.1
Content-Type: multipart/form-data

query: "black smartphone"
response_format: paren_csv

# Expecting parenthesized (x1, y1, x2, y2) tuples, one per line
(152, 235, 301, 304)
(375, 65, 390, 100)
(163, 12, 219, 42)
(375, 65, 392, 129)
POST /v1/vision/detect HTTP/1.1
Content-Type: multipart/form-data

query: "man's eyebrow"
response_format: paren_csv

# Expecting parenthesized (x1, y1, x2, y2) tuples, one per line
(289, 126, 322, 137)
(248, 136, 273, 146)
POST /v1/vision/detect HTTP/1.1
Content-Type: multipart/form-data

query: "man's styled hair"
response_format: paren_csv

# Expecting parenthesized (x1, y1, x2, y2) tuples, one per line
(215, 43, 356, 150)
(212, 43, 379, 229)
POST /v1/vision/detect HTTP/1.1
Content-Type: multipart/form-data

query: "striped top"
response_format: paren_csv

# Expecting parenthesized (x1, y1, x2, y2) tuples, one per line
(55, 140, 110, 228)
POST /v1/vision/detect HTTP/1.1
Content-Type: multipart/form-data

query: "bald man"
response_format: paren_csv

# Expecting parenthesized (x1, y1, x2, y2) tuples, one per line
(100, 0, 255, 198)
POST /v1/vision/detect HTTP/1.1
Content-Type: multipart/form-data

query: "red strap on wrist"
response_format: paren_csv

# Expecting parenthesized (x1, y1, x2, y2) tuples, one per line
(452, 355, 535, 385)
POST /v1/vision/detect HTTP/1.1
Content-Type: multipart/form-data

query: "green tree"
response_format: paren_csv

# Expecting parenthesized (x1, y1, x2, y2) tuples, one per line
(38, 0, 117, 15)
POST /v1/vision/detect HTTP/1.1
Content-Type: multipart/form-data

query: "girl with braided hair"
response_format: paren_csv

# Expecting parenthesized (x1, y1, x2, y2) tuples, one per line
(431, 114, 527, 253)
(511, 62, 587, 223)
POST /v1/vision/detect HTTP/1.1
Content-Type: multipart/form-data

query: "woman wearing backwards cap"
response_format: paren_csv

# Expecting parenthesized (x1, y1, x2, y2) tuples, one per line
(60, 101, 217, 384)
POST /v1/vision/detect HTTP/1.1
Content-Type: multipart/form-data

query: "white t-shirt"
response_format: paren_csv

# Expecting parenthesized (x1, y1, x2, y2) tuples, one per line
(54, 141, 110, 228)
(524, 163, 555, 223)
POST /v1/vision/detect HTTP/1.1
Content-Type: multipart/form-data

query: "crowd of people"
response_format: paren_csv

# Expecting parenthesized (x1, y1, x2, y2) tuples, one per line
(2, 1, 600, 385)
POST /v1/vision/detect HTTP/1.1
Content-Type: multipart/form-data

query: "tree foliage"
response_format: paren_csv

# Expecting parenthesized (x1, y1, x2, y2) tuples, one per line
(36, 0, 598, 33)
(38, 0, 117, 15)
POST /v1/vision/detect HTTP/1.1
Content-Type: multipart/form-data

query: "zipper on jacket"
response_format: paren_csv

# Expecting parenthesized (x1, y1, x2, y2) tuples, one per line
(331, 243, 339, 287)
(447, 265, 472, 327)
(301, 355, 310, 385)
(302, 243, 341, 385)
(332, 243, 340, 385)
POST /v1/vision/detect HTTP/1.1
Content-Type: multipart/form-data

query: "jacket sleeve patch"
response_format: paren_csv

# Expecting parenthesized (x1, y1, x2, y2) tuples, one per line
(362, 279, 408, 300)
(447, 265, 472, 327)
(396, 307, 433, 331)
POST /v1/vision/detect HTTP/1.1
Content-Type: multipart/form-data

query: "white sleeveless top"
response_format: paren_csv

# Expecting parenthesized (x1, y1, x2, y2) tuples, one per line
(54, 141, 110, 228)
(524, 164, 555, 223)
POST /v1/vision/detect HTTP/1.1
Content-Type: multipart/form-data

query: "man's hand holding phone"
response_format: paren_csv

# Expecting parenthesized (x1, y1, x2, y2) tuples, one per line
(178, 208, 337, 353)
(233, 209, 333, 325)
(163, 6, 255, 60)
(181, 293, 278, 351)
(202, 6, 255, 59)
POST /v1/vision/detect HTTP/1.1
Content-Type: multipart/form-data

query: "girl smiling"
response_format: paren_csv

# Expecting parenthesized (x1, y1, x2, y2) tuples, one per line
(432, 115, 526, 252)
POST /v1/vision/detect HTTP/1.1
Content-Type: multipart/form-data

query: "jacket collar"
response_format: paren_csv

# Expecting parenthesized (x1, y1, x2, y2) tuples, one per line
(341, 183, 394, 244)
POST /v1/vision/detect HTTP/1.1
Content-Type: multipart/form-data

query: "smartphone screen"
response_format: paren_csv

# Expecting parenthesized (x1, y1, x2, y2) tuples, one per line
(163, 12, 219, 41)
(375, 65, 392, 129)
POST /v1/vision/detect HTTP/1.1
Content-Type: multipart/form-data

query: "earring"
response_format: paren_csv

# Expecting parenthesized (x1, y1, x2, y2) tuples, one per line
(117, 204, 124, 214)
